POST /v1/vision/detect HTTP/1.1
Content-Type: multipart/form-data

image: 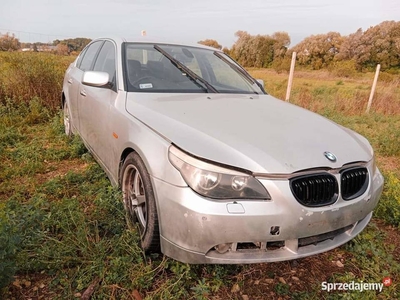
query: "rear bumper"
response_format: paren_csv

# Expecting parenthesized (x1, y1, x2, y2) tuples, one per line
(153, 167, 383, 264)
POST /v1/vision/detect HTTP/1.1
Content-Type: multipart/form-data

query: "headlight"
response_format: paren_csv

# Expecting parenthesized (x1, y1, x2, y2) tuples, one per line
(168, 145, 271, 200)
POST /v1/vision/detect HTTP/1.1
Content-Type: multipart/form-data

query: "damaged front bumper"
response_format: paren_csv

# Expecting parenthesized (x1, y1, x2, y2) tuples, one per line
(153, 166, 384, 264)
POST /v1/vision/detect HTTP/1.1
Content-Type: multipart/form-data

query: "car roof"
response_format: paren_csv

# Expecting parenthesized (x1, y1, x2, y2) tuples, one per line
(93, 36, 221, 52)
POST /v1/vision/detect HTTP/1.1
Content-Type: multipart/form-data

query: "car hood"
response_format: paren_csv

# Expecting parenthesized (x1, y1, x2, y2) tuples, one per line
(126, 93, 372, 174)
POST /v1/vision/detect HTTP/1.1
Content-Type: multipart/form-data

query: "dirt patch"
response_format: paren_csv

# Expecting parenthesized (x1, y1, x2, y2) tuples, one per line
(213, 249, 355, 299)
(35, 158, 89, 185)
(377, 156, 400, 176)
(375, 219, 400, 263)
(7, 274, 59, 300)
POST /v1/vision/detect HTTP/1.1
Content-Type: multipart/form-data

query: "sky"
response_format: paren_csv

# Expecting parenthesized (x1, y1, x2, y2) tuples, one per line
(0, 0, 399, 47)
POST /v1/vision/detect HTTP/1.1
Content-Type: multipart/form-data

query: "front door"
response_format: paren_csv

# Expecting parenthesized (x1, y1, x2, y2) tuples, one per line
(78, 41, 118, 172)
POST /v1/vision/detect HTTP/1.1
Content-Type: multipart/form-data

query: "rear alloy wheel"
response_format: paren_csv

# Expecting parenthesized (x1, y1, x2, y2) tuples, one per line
(63, 101, 72, 137)
(121, 152, 160, 252)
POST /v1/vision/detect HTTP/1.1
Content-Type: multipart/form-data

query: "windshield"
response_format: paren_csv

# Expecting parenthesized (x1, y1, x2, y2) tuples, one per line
(124, 43, 264, 94)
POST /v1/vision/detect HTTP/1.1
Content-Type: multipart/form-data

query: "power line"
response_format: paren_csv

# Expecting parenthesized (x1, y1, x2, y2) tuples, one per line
(0, 28, 78, 42)
(0, 28, 74, 38)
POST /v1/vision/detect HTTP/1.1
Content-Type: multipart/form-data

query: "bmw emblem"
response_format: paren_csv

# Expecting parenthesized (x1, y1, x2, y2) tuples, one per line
(324, 151, 337, 162)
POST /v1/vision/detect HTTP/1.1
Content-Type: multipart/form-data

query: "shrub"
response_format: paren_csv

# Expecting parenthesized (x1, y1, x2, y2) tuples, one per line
(375, 172, 400, 227)
(0, 210, 20, 289)
(271, 57, 292, 73)
(378, 72, 397, 83)
(329, 60, 358, 78)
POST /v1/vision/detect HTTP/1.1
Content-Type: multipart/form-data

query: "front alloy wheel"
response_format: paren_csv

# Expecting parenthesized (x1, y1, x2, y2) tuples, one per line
(63, 101, 72, 137)
(123, 164, 147, 232)
(121, 152, 160, 252)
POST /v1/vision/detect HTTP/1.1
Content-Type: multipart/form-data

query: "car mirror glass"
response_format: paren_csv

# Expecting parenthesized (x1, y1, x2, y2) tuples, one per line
(82, 71, 110, 88)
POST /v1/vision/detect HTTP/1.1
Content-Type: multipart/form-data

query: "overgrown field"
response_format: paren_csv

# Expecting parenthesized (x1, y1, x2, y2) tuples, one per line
(0, 52, 74, 110)
(0, 52, 399, 299)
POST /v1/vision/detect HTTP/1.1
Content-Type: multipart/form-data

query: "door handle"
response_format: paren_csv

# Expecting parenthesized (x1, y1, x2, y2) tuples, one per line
(67, 78, 73, 84)
(80, 90, 87, 97)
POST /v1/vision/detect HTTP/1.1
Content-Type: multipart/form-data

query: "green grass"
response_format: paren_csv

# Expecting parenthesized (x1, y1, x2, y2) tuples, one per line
(1, 98, 399, 300)
(0, 101, 246, 299)
(0, 56, 399, 298)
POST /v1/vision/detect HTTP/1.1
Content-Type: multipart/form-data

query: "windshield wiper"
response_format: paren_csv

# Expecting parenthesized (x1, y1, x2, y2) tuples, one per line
(154, 45, 218, 93)
(213, 52, 265, 94)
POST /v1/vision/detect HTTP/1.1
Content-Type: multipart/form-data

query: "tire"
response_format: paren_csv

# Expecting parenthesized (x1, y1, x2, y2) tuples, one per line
(63, 100, 73, 137)
(121, 152, 160, 252)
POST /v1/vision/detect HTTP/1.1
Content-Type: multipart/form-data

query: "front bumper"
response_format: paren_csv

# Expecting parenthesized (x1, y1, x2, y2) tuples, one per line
(153, 167, 383, 264)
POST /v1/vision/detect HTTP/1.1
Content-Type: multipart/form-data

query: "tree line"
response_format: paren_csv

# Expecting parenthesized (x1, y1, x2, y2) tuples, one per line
(1, 20, 399, 71)
(199, 20, 400, 72)
(0, 34, 91, 55)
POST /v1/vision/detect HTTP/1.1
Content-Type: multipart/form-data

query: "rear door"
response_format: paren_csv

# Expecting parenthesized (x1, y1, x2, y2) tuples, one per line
(64, 47, 88, 131)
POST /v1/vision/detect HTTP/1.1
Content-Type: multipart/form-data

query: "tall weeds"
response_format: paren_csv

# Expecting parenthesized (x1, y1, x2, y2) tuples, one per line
(249, 68, 400, 115)
(0, 52, 74, 110)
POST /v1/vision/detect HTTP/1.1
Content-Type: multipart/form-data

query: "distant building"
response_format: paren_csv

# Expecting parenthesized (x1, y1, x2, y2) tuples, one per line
(20, 45, 57, 52)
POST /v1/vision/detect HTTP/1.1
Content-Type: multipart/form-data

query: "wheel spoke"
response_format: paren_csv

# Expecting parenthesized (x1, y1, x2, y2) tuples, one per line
(134, 171, 140, 193)
(136, 194, 146, 205)
(129, 195, 138, 206)
(134, 207, 146, 229)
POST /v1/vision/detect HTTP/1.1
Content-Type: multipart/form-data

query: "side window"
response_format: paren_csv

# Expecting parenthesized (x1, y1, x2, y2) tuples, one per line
(79, 41, 103, 71)
(76, 47, 88, 68)
(93, 41, 116, 86)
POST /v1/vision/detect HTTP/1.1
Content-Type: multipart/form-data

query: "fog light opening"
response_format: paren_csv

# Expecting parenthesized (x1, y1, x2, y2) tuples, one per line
(215, 243, 232, 254)
(267, 241, 285, 250)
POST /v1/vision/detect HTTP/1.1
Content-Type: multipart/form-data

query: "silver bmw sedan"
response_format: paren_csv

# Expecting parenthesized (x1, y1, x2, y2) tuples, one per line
(62, 37, 384, 264)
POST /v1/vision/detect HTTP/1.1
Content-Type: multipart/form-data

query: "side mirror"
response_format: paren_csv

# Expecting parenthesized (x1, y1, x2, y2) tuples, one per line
(82, 71, 110, 88)
(256, 79, 264, 89)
